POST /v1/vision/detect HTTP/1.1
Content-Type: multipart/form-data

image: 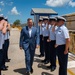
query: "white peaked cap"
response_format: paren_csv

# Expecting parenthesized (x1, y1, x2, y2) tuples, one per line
(0, 14, 4, 17)
(57, 16, 66, 22)
(4, 17, 8, 19)
(49, 17, 57, 21)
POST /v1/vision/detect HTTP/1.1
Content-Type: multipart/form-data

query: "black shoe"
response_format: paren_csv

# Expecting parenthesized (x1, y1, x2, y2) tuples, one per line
(5, 59, 10, 62)
(41, 59, 46, 63)
(1, 65, 9, 68)
(39, 54, 44, 57)
(25, 72, 30, 75)
(5, 66, 9, 68)
(51, 67, 56, 72)
(1, 67, 8, 71)
(44, 61, 49, 64)
(47, 65, 52, 69)
(0, 70, 1, 75)
(30, 67, 33, 74)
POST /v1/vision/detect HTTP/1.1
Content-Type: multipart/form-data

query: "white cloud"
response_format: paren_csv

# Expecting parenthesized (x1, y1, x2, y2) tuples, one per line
(69, 1, 75, 7)
(11, 7, 20, 15)
(0, 1, 13, 6)
(45, 0, 75, 7)
(6, 1, 13, 6)
(0, 1, 4, 6)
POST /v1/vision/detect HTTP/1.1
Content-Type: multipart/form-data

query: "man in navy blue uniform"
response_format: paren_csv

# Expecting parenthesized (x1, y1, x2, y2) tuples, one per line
(19, 18, 39, 75)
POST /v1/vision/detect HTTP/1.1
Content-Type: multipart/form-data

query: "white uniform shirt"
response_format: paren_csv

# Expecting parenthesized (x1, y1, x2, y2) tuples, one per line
(42, 24, 49, 37)
(0, 31, 4, 49)
(55, 25, 70, 45)
(49, 25, 58, 40)
(4, 31, 10, 40)
(48, 24, 51, 29)
(40, 26, 43, 35)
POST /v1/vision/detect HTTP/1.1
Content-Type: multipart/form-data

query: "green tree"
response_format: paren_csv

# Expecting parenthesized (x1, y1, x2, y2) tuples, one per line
(13, 19, 21, 26)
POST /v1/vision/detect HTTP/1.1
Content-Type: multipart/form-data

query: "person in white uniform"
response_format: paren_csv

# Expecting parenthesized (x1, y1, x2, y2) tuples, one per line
(55, 16, 70, 75)
(0, 14, 7, 75)
(1, 17, 10, 71)
(4, 17, 10, 62)
(38, 18, 44, 57)
(41, 17, 50, 64)
(47, 17, 57, 71)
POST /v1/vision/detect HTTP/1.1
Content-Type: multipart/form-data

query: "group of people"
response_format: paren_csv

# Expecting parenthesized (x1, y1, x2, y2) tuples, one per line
(0, 14, 10, 75)
(19, 16, 70, 75)
(0, 13, 70, 75)
(38, 16, 70, 75)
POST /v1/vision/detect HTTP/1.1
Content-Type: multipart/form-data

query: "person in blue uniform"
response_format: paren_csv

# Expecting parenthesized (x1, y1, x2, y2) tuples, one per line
(19, 18, 39, 75)
(0, 14, 4, 75)
(1, 17, 10, 71)
(38, 18, 44, 57)
(41, 17, 50, 64)
(47, 17, 57, 71)
(1, 17, 9, 71)
(55, 16, 70, 75)
(4, 17, 10, 62)
(0, 14, 7, 75)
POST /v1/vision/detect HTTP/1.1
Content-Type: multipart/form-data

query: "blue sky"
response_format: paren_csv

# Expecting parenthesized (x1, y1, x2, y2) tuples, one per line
(0, 0, 75, 24)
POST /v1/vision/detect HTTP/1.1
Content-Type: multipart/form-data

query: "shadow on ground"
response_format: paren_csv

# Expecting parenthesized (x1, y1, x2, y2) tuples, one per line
(37, 63, 49, 70)
(14, 68, 27, 75)
(41, 72, 53, 75)
(35, 54, 39, 57)
(34, 58, 42, 63)
(34, 57, 49, 70)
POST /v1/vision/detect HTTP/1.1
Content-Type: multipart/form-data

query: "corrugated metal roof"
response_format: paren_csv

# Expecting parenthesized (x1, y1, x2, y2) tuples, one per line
(31, 8, 58, 15)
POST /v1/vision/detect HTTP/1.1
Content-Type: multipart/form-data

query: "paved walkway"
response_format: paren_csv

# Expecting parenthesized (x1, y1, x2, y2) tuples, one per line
(2, 28, 75, 75)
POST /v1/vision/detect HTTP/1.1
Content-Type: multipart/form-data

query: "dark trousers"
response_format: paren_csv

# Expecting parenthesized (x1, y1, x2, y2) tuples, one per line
(50, 40, 56, 67)
(0, 49, 3, 75)
(24, 46, 35, 72)
(2, 39, 9, 67)
(0, 49, 3, 69)
(44, 37, 50, 61)
(1, 44, 6, 67)
(4, 39, 9, 60)
(40, 35, 44, 55)
(0, 70, 1, 75)
(56, 45, 68, 75)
